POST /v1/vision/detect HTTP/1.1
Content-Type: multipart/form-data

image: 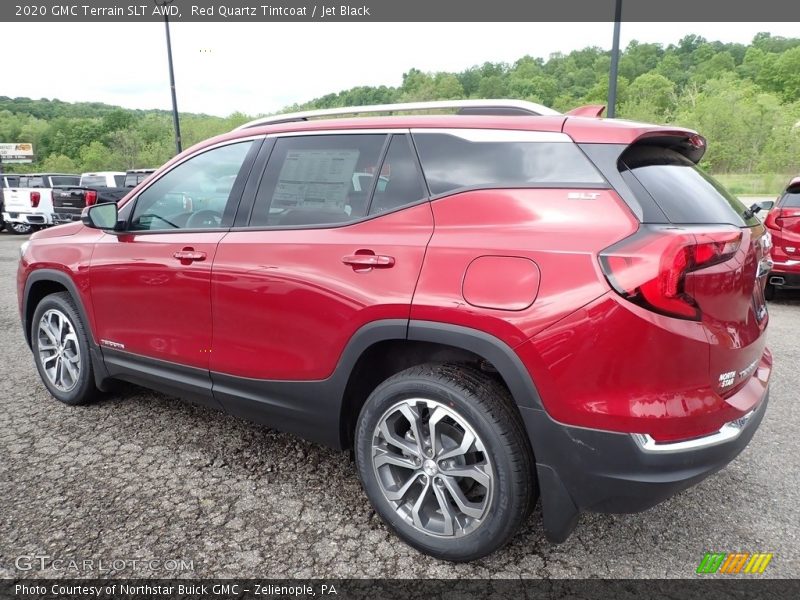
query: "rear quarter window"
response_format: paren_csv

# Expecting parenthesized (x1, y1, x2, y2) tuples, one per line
(412, 131, 605, 196)
(620, 146, 758, 227)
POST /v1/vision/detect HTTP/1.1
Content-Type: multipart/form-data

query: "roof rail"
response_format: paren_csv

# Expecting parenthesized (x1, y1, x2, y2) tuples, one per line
(233, 99, 560, 130)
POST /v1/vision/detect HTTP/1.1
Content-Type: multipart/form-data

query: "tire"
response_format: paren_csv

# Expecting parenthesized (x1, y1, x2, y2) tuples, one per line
(31, 292, 98, 405)
(9, 221, 32, 235)
(354, 363, 536, 561)
(765, 282, 776, 301)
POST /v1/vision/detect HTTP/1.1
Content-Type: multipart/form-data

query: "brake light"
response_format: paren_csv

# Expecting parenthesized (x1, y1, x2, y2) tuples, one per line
(30, 191, 40, 208)
(764, 209, 781, 230)
(599, 226, 742, 321)
(85, 190, 98, 206)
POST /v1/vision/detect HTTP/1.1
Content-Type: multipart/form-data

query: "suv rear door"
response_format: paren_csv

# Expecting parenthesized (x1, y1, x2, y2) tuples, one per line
(209, 133, 432, 431)
(88, 140, 260, 405)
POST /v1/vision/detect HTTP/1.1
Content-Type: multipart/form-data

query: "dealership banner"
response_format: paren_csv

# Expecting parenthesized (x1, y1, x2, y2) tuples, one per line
(2, 579, 799, 599)
(0, 143, 34, 163)
(2, 0, 800, 22)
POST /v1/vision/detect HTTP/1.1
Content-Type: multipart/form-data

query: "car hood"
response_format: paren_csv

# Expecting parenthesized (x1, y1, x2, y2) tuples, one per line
(30, 221, 85, 239)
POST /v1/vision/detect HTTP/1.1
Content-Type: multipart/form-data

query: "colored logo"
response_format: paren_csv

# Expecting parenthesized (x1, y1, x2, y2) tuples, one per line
(697, 552, 773, 574)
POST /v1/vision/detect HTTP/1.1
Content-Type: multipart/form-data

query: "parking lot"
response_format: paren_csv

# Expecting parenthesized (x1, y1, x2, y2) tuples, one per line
(0, 230, 798, 579)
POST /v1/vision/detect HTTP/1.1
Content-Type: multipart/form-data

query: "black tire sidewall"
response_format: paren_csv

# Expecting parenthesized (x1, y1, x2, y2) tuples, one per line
(355, 373, 527, 562)
(31, 293, 95, 405)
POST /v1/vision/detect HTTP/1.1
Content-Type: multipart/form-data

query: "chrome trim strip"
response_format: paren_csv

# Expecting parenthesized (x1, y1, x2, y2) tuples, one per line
(235, 99, 560, 130)
(632, 409, 757, 454)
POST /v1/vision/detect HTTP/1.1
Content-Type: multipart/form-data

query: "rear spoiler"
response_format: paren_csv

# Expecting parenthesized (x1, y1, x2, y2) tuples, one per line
(626, 131, 707, 164)
(787, 177, 800, 193)
(566, 105, 606, 118)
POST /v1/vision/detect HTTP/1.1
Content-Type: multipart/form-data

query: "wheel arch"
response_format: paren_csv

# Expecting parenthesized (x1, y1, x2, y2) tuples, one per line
(22, 269, 111, 389)
(337, 320, 545, 449)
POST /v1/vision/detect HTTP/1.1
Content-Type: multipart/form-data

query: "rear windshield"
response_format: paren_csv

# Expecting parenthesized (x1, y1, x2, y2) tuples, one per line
(50, 176, 79, 186)
(20, 176, 44, 188)
(781, 190, 800, 208)
(620, 146, 758, 227)
(80, 176, 109, 188)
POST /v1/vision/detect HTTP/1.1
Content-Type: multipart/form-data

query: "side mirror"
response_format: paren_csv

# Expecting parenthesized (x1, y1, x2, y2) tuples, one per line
(81, 202, 120, 230)
(756, 200, 774, 212)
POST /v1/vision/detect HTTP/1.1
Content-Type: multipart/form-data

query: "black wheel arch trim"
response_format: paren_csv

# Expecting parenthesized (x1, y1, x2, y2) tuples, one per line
(406, 320, 544, 411)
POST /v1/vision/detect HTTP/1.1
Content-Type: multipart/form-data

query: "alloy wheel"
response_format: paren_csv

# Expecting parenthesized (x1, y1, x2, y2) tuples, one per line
(371, 397, 494, 538)
(37, 309, 82, 392)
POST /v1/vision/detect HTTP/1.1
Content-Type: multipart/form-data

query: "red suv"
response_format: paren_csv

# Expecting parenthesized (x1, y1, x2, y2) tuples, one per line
(765, 177, 800, 299)
(17, 100, 772, 561)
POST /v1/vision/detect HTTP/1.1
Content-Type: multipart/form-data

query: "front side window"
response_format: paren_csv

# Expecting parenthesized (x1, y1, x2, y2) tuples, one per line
(250, 134, 386, 227)
(130, 141, 253, 231)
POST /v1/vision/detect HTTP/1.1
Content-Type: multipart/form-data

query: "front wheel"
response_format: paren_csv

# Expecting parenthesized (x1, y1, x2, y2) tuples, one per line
(31, 292, 99, 405)
(9, 221, 32, 235)
(355, 363, 536, 561)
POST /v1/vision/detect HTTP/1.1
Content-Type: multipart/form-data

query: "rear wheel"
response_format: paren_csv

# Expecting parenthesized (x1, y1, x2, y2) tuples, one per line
(31, 292, 98, 405)
(9, 221, 32, 235)
(355, 363, 536, 561)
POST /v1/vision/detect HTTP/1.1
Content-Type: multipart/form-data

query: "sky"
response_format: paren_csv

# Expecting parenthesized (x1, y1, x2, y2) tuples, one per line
(2, 22, 798, 117)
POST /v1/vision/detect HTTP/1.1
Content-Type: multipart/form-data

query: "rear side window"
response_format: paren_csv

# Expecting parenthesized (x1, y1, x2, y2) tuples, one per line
(780, 190, 800, 208)
(620, 146, 758, 227)
(250, 134, 386, 228)
(369, 136, 427, 215)
(412, 131, 605, 195)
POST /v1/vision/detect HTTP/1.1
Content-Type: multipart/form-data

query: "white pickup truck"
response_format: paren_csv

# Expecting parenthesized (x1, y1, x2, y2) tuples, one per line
(2, 173, 80, 234)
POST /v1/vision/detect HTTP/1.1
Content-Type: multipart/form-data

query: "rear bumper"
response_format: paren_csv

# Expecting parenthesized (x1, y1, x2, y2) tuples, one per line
(53, 210, 82, 224)
(522, 385, 769, 543)
(769, 268, 800, 289)
(2, 211, 51, 225)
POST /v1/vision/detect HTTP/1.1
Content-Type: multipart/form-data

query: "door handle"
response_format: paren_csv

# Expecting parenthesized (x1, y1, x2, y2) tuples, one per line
(173, 249, 207, 263)
(342, 253, 395, 269)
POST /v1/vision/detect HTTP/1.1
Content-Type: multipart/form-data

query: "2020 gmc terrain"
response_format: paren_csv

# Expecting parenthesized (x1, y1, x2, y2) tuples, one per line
(17, 100, 772, 561)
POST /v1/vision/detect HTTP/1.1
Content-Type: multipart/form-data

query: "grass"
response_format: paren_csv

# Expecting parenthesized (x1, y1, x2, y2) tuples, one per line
(714, 173, 793, 197)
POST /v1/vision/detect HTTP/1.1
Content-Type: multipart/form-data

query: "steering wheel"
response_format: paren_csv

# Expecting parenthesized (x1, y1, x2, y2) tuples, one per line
(185, 209, 223, 229)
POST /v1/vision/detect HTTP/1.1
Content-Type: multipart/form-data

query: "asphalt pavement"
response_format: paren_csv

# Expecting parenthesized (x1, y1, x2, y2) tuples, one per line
(0, 231, 797, 579)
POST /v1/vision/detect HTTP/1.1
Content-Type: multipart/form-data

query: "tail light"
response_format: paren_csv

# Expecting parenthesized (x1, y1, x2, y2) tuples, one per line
(30, 191, 40, 208)
(85, 190, 98, 206)
(764, 209, 781, 230)
(599, 225, 742, 321)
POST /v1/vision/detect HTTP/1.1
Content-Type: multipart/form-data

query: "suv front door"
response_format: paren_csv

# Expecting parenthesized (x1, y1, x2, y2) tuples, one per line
(209, 133, 432, 438)
(88, 140, 259, 405)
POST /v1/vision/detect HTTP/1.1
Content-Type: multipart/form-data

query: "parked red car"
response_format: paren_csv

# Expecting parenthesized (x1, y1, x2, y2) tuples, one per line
(765, 177, 800, 299)
(17, 100, 772, 561)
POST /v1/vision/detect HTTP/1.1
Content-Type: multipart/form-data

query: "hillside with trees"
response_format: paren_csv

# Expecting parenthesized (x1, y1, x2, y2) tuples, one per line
(2, 33, 799, 190)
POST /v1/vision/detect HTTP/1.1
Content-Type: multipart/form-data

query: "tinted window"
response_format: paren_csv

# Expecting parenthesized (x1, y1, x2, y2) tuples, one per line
(369, 136, 427, 215)
(50, 176, 79, 186)
(130, 141, 253, 231)
(250, 134, 386, 227)
(114, 175, 125, 187)
(621, 146, 757, 227)
(81, 176, 108, 188)
(21, 176, 44, 188)
(781, 191, 800, 208)
(413, 132, 605, 195)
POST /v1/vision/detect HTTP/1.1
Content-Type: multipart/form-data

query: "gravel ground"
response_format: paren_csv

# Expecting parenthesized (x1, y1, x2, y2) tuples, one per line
(0, 230, 798, 579)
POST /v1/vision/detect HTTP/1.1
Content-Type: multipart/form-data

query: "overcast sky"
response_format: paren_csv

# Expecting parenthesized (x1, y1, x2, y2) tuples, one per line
(2, 22, 797, 117)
